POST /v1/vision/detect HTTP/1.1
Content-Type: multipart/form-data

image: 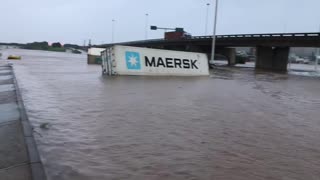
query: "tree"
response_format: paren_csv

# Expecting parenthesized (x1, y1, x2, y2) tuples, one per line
(51, 42, 62, 48)
(64, 44, 81, 49)
(24, 42, 49, 50)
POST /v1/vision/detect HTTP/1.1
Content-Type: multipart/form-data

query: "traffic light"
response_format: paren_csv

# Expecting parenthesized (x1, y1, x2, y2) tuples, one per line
(150, 26, 157, 30)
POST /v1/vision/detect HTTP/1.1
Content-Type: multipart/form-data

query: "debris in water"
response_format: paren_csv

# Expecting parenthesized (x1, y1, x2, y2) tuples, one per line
(40, 122, 50, 130)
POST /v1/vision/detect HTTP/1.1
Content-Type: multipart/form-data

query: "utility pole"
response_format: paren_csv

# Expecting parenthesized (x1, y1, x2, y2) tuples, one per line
(205, 3, 210, 35)
(315, 25, 320, 72)
(145, 13, 149, 40)
(210, 0, 219, 62)
(316, 46, 319, 72)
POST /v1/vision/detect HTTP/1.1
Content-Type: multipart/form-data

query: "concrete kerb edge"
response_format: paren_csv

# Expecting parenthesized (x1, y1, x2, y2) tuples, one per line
(11, 65, 47, 180)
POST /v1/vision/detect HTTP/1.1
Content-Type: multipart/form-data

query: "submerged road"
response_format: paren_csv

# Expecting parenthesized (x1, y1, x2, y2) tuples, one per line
(2, 49, 320, 180)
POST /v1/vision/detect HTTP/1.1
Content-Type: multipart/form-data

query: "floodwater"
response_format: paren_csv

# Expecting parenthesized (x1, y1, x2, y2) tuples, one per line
(1, 49, 320, 180)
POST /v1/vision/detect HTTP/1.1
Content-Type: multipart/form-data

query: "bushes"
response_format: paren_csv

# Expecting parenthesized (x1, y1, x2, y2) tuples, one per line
(64, 44, 81, 49)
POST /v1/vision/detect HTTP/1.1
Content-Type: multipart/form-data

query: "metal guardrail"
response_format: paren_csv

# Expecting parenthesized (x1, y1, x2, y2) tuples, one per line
(193, 32, 320, 39)
(111, 38, 164, 45)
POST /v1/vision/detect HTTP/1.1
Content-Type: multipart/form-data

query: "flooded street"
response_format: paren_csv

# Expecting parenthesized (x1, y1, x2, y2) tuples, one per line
(2, 49, 320, 180)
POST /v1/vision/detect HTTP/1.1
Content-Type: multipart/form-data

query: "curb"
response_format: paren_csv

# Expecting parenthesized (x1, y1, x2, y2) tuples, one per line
(11, 64, 47, 180)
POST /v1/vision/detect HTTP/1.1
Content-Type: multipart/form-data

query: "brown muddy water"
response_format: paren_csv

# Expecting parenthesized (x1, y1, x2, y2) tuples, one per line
(1, 49, 320, 180)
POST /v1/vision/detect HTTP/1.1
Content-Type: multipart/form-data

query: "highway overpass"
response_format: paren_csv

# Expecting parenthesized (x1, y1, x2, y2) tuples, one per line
(98, 32, 320, 71)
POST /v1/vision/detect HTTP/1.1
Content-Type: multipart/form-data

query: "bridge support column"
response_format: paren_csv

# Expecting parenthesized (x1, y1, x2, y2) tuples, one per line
(273, 47, 290, 71)
(256, 46, 273, 69)
(256, 46, 289, 71)
(216, 48, 236, 66)
(226, 48, 236, 66)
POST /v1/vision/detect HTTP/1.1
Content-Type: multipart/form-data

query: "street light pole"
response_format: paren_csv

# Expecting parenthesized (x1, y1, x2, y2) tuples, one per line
(112, 19, 115, 43)
(210, 0, 219, 62)
(316, 47, 319, 72)
(205, 3, 210, 35)
(145, 13, 149, 40)
(315, 25, 320, 72)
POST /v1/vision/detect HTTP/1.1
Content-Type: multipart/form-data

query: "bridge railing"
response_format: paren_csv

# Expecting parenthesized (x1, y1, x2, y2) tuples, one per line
(120, 38, 165, 44)
(191, 32, 320, 39)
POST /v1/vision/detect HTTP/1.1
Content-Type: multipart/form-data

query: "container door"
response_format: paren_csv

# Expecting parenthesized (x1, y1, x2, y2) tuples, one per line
(101, 50, 108, 74)
(106, 48, 113, 75)
(101, 49, 113, 75)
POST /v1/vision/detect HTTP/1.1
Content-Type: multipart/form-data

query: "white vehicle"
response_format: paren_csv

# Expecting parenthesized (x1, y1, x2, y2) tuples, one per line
(101, 45, 209, 76)
(302, 59, 310, 64)
(316, 56, 320, 65)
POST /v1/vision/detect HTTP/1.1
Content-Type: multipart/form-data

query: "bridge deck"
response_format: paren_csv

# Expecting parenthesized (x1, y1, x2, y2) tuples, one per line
(100, 32, 320, 48)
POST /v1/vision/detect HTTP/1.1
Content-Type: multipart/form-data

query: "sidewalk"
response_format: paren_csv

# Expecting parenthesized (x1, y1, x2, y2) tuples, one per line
(0, 61, 46, 180)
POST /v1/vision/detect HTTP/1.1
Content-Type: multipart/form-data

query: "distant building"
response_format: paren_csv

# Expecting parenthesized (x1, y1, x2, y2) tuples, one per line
(290, 48, 317, 58)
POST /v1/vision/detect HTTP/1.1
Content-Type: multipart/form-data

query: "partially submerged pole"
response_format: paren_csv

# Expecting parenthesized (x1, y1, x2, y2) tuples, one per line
(210, 0, 219, 62)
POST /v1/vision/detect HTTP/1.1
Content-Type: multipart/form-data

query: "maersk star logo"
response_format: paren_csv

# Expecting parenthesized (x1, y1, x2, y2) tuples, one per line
(125, 51, 141, 70)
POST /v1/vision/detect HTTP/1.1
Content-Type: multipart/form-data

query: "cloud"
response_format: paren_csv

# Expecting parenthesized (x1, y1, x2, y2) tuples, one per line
(0, 0, 319, 44)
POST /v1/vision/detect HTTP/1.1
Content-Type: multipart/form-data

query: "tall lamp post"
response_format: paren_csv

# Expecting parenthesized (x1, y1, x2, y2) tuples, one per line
(205, 3, 210, 35)
(210, 0, 219, 62)
(112, 19, 115, 43)
(316, 46, 319, 72)
(145, 13, 149, 40)
(315, 26, 320, 72)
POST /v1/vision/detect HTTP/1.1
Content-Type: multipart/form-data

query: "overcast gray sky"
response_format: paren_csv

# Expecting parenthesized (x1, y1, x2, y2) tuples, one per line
(1, 0, 319, 45)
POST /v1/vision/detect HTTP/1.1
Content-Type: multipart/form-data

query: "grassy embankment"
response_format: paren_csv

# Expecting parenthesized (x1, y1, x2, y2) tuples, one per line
(47, 47, 66, 52)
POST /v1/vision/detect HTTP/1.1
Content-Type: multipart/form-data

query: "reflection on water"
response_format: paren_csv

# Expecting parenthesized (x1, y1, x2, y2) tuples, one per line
(4, 49, 320, 180)
(289, 69, 320, 77)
